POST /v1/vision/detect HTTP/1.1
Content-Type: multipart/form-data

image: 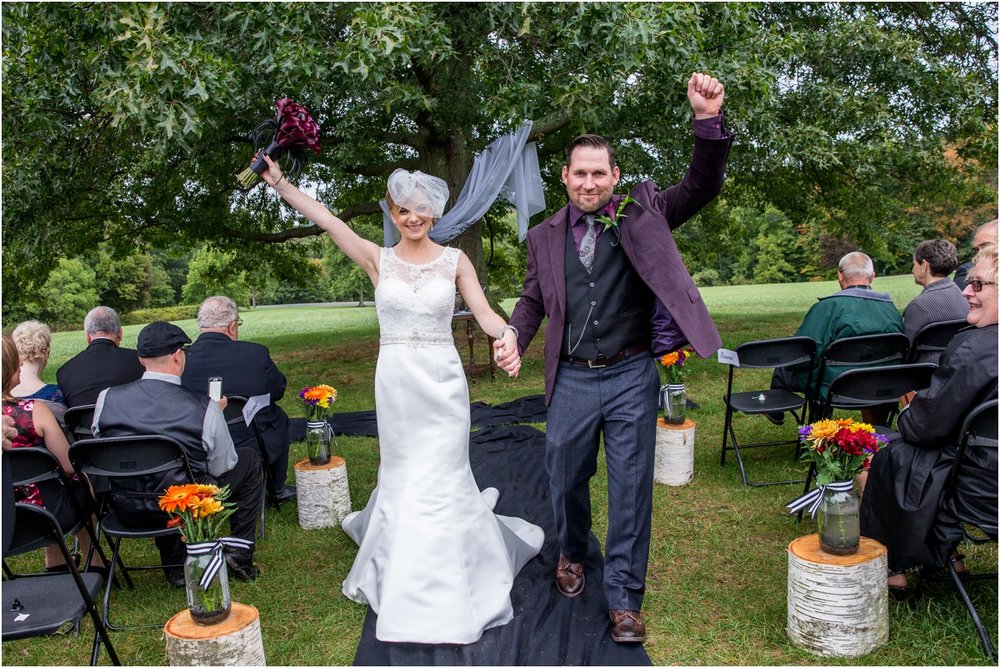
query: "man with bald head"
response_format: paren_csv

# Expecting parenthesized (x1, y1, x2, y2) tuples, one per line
(767, 251, 904, 424)
(954, 219, 998, 290)
(57, 306, 144, 408)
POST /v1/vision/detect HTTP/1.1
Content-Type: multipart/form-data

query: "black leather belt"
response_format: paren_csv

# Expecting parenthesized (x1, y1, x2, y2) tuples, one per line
(562, 344, 649, 369)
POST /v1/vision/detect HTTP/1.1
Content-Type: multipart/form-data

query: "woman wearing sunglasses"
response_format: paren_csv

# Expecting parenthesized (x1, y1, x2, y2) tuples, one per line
(860, 243, 997, 598)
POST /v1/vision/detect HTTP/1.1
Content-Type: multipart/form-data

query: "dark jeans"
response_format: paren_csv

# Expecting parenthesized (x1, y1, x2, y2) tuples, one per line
(545, 354, 659, 611)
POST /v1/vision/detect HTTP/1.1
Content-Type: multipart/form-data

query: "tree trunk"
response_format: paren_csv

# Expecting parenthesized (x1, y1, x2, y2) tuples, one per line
(164, 603, 265, 666)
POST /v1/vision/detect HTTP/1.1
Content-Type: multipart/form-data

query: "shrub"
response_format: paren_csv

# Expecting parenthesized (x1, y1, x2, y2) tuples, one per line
(122, 305, 199, 326)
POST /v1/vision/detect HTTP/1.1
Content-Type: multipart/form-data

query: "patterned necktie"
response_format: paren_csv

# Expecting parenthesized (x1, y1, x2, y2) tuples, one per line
(579, 214, 597, 272)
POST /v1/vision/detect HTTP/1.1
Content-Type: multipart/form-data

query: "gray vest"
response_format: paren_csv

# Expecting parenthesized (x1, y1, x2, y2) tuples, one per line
(562, 222, 652, 360)
(99, 379, 212, 516)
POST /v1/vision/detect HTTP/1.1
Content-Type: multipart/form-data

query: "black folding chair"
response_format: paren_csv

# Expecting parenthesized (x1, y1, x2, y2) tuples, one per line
(796, 363, 937, 521)
(69, 436, 194, 632)
(63, 404, 97, 444)
(935, 399, 998, 660)
(3, 447, 111, 579)
(809, 332, 910, 422)
(224, 395, 272, 539)
(905, 318, 968, 365)
(720, 336, 816, 487)
(3, 501, 121, 665)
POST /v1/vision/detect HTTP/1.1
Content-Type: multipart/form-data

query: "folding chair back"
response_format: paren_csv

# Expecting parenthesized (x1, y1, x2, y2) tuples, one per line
(5, 448, 93, 558)
(63, 404, 96, 444)
(720, 336, 816, 487)
(937, 399, 998, 660)
(811, 332, 909, 412)
(906, 318, 968, 365)
(824, 363, 938, 422)
(2, 501, 121, 665)
(68, 436, 195, 633)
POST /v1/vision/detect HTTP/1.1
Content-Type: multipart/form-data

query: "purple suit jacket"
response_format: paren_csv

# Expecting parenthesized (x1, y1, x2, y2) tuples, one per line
(509, 134, 731, 404)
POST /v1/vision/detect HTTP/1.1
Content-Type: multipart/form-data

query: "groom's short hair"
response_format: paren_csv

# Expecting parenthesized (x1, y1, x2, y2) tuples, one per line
(565, 134, 616, 170)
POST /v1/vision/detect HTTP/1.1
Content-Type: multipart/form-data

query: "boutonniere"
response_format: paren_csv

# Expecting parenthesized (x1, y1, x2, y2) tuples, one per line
(595, 194, 640, 232)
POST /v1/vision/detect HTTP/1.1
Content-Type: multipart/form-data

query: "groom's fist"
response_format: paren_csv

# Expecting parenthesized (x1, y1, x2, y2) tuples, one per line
(688, 72, 724, 119)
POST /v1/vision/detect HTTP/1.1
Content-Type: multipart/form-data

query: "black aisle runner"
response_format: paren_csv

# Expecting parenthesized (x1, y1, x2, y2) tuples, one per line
(287, 395, 549, 442)
(353, 425, 651, 666)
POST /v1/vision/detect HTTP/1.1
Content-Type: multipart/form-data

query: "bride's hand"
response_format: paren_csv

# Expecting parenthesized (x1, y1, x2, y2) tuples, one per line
(493, 338, 521, 378)
(258, 153, 285, 188)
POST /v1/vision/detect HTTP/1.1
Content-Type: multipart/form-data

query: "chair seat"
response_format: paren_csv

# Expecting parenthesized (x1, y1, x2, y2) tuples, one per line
(727, 389, 805, 414)
(2, 573, 104, 640)
(99, 511, 177, 539)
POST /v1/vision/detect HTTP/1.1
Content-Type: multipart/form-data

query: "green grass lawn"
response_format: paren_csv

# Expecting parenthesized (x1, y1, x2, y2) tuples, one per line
(8, 274, 996, 666)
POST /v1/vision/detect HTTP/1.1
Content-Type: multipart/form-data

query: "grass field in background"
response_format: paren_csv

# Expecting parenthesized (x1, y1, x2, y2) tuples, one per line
(9, 273, 996, 666)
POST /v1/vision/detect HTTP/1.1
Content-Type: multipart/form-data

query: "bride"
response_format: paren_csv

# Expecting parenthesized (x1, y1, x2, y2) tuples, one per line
(259, 155, 545, 643)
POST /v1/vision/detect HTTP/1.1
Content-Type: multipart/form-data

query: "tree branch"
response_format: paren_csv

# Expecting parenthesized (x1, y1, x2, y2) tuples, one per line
(220, 200, 383, 242)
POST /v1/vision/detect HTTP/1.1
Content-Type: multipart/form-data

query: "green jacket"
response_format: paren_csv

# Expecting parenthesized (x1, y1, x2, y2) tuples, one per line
(787, 286, 904, 397)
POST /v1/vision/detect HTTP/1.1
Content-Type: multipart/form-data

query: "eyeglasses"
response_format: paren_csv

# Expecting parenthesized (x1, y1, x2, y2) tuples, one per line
(967, 279, 997, 293)
(179, 344, 191, 354)
(235, 318, 244, 327)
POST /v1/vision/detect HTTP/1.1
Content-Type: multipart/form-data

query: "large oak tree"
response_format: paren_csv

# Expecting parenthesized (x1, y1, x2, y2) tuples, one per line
(3, 3, 996, 303)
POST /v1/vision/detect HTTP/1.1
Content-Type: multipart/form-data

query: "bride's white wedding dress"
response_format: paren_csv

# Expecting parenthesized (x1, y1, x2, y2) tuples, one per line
(341, 246, 545, 644)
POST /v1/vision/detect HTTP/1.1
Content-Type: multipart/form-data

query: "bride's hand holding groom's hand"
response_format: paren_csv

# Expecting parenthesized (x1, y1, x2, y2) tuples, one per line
(493, 335, 521, 378)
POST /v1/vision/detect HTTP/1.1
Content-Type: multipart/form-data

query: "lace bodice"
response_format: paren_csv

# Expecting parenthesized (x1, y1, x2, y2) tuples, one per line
(376, 247, 460, 346)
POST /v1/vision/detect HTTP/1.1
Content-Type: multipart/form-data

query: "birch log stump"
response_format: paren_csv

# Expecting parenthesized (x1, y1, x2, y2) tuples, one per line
(787, 534, 889, 657)
(294, 456, 351, 530)
(654, 418, 695, 486)
(164, 602, 265, 666)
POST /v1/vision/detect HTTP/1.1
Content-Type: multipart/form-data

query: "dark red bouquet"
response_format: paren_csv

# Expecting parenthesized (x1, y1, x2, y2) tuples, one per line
(236, 98, 321, 188)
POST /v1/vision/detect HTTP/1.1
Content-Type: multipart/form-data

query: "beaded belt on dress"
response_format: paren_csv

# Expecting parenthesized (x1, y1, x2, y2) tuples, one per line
(380, 331, 453, 346)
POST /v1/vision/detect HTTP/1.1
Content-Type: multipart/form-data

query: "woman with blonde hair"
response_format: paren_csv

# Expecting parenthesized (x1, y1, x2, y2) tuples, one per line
(11, 319, 65, 404)
(2, 333, 105, 574)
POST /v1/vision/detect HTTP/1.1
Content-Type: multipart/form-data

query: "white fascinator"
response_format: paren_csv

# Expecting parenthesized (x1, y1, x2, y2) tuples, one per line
(386, 169, 449, 219)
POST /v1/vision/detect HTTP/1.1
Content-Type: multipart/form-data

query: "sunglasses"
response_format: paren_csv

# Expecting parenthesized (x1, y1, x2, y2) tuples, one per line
(967, 279, 997, 293)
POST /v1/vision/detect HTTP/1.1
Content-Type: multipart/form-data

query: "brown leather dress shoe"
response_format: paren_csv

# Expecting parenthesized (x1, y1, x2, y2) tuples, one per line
(555, 553, 585, 597)
(609, 609, 647, 643)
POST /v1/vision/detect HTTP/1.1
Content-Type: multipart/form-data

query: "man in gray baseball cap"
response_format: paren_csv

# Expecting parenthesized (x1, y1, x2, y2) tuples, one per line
(92, 321, 264, 584)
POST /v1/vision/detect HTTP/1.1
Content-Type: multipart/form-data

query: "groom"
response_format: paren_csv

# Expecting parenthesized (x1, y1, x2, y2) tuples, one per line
(497, 73, 730, 643)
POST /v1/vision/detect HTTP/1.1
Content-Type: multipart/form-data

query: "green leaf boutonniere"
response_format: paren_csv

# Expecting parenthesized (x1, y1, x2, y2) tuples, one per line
(595, 194, 640, 232)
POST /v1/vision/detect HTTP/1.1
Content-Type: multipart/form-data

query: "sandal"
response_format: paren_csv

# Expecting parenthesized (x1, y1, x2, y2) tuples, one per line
(888, 569, 913, 601)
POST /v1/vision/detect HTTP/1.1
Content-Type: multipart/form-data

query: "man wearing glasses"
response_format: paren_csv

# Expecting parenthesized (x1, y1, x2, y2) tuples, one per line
(93, 321, 264, 584)
(182, 295, 295, 504)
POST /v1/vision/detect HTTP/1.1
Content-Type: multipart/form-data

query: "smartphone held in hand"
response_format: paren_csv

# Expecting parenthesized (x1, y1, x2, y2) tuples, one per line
(209, 377, 223, 401)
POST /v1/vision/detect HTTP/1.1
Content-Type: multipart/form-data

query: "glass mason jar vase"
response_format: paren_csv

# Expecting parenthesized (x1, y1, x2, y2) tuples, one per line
(184, 545, 231, 625)
(817, 482, 861, 556)
(305, 420, 331, 466)
(660, 383, 687, 425)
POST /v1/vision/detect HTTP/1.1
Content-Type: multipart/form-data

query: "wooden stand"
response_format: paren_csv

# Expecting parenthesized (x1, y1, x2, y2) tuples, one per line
(293, 456, 351, 530)
(164, 602, 265, 666)
(654, 418, 695, 486)
(787, 534, 888, 657)
(452, 311, 497, 383)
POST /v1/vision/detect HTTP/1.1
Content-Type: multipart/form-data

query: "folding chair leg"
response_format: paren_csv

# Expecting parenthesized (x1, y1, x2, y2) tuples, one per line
(949, 561, 998, 660)
(796, 462, 817, 523)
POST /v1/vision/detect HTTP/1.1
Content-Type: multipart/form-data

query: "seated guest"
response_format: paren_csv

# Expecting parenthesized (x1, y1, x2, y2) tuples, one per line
(903, 239, 969, 362)
(182, 296, 295, 502)
(2, 333, 106, 574)
(860, 243, 998, 595)
(56, 306, 144, 408)
(11, 320, 67, 424)
(768, 251, 904, 423)
(93, 321, 264, 585)
(954, 219, 997, 290)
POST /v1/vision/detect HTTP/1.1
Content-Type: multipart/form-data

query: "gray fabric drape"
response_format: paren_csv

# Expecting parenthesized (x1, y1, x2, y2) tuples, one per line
(381, 121, 545, 247)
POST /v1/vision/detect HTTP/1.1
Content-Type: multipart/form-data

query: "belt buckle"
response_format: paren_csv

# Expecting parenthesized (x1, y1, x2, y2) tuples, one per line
(587, 357, 608, 369)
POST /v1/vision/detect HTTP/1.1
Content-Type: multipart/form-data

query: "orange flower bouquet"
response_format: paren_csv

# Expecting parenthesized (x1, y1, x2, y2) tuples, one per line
(159, 484, 237, 624)
(658, 347, 694, 424)
(300, 384, 338, 465)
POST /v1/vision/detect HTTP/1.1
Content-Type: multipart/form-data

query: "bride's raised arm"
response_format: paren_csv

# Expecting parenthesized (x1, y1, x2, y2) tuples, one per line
(260, 154, 380, 281)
